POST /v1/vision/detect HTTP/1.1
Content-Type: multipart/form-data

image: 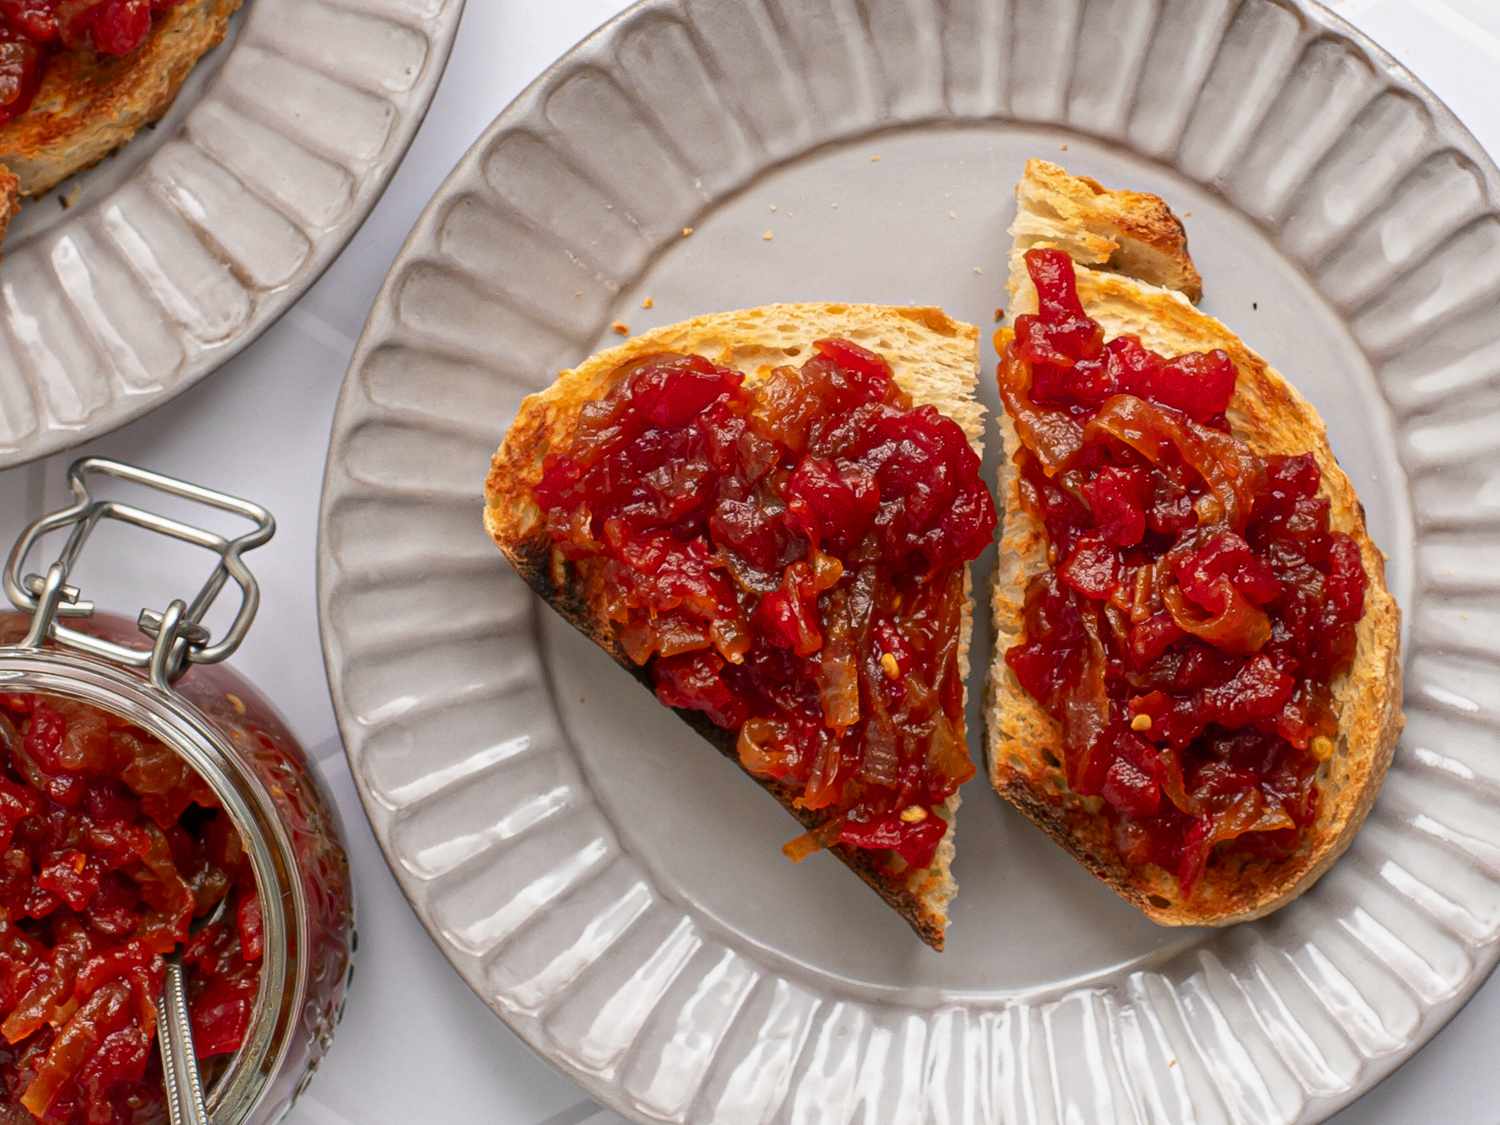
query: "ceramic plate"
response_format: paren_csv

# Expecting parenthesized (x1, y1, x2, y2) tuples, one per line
(0, 0, 466, 468)
(318, 1, 1500, 1121)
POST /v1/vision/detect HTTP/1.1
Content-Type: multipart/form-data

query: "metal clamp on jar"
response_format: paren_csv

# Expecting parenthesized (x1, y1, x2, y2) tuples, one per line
(0, 458, 354, 1125)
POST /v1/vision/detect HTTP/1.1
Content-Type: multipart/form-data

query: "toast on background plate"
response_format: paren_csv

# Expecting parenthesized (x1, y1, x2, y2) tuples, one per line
(0, 164, 18, 246)
(989, 160, 1403, 926)
(484, 304, 996, 949)
(0, 0, 241, 232)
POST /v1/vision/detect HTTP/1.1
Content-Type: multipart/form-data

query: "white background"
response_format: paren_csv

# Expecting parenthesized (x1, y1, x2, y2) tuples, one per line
(1, 1, 1497, 1122)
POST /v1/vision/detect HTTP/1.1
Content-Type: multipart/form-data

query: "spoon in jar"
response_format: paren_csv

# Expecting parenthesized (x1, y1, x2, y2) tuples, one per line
(156, 896, 228, 1125)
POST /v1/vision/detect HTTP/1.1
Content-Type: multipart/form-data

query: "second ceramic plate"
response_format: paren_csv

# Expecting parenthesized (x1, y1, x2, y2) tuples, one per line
(319, 1, 1500, 1122)
(0, 0, 465, 467)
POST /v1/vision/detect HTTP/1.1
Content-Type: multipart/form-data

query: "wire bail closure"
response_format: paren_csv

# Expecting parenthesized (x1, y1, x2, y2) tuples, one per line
(3, 458, 275, 690)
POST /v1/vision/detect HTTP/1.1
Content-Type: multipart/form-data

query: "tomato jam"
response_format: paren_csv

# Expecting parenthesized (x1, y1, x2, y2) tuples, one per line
(534, 338, 997, 872)
(1001, 249, 1368, 894)
(0, 0, 183, 124)
(0, 694, 259, 1124)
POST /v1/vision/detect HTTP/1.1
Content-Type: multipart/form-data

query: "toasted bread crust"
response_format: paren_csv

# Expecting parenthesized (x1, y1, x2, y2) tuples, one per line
(1009, 159, 1203, 304)
(0, 0, 241, 198)
(0, 165, 18, 251)
(989, 162, 1403, 926)
(485, 304, 985, 949)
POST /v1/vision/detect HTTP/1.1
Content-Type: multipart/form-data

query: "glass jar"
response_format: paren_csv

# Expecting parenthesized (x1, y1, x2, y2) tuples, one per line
(0, 459, 354, 1124)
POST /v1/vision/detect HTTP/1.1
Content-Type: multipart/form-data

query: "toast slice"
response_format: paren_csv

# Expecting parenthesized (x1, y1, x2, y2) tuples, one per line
(0, 0, 241, 199)
(485, 304, 987, 948)
(988, 161, 1403, 925)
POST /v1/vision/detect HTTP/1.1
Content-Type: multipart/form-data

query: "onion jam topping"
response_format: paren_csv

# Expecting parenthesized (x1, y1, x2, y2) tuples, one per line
(1001, 248, 1369, 895)
(534, 338, 997, 872)
(0, 694, 260, 1124)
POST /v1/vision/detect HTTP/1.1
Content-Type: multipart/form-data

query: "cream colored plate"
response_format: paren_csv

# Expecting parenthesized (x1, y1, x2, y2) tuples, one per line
(0, 0, 465, 467)
(319, 1, 1500, 1121)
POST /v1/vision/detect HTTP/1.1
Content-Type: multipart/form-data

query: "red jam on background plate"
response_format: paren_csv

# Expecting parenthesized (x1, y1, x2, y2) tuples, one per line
(0, 0, 185, 124)
(1001, 247, 1369, 895)
(0, 693, 260, 1125)
(533, 337, 998, 874)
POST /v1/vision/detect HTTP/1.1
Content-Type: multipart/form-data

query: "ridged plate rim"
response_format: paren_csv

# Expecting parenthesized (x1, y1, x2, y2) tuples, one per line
(0, 0, 467, 469)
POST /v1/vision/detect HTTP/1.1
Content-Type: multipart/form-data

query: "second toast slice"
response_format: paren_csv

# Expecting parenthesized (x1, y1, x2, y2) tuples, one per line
(989, 161, 1402, 926)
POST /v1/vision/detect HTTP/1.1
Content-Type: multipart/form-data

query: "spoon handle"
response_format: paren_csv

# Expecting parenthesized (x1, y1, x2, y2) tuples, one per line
(156, 961, 212, 1125)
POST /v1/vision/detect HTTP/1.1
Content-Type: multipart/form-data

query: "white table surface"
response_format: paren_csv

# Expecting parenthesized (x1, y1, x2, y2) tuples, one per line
(1, 1, 1496, 1122)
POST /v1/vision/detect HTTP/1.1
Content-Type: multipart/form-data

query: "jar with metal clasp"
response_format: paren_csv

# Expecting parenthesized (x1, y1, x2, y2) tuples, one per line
(0, 459, 354, 1124)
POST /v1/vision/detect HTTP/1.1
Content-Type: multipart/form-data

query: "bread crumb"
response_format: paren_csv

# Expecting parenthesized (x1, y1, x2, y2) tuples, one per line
(870, 154, 881, 162)
(881, 652, 900, 680)
(769, 203, 777, 212)
(681, 226, 695, 237)
(972, 266, 984, 275)
(994, 307, 1005, 322)
(947, 209, 958, 220)
(830, 201, 839, 209)
(1168, 1059, 1177, 1069)
(573, 290, 583, 299)
(1252, 301, 1259, 311)
(611, 321, 629, 336)
(762, 229, 774, 241)
(1060, 142, 1069, 152)
(641, 296, 654, 310)
(1182, 212, 1193, 219)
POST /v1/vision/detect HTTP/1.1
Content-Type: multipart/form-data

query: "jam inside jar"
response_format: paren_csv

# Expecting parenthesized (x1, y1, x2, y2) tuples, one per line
(0, 459, 353, 1125)
(0, 689, 257, 1123)
(0, 612, 354, 1125)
